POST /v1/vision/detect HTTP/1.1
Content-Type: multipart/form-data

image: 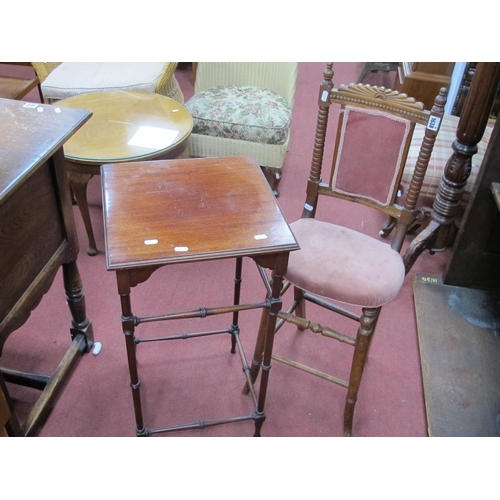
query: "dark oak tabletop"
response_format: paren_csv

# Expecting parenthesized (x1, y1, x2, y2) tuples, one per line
(0, 98, 91, 200)
(101, 156, 299, 270)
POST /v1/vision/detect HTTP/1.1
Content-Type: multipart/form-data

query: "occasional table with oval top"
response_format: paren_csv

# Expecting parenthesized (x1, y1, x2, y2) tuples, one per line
(58, 90, 193, 255)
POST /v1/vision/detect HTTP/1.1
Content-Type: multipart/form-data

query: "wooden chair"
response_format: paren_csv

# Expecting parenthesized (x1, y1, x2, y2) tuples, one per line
(246, 63, 448, 436)
(185, 62, 298, 196)
(31, 62, 184, 104)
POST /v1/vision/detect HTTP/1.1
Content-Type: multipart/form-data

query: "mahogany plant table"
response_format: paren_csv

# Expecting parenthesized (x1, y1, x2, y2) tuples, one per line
(101, 156, 298, 436)
(59, 90, 193, 256)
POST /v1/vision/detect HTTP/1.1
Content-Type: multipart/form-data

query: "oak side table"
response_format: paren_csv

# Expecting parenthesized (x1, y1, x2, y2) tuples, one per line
(0, 98, 94, 436)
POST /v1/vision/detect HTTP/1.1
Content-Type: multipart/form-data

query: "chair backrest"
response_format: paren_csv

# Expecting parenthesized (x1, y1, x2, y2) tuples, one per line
(302, 63, 447, 252)
(194, 62, 299, 108)
(31, 62, 62, 83)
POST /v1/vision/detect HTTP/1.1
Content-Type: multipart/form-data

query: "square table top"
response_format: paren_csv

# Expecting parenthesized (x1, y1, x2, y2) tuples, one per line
(101, 156, 299, 270)
(0, 98, 91, 200)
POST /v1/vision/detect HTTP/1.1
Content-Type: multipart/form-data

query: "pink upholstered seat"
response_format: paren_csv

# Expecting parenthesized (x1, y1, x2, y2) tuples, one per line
(286, 218, 405, 308)
(247, 63, 447, 437)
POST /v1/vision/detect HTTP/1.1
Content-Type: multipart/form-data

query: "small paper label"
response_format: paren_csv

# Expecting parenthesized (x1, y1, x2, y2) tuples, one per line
(254, 234, 268, 240)
(144, 239, 159, 245)
(321, 90, 329, 102)
(23, 103, 38, 108)
(174, 246, 189, 252)
(304, 203, 314, 211)
(427, 116, 441, 132)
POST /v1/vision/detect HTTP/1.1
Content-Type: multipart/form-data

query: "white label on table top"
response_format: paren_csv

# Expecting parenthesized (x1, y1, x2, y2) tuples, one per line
(128, 126, 179, 149)
(144, 239, 159, 245)
(174, 246, 189, 252)
(23, 103, 38, 108)
(254, 234, 268, 240)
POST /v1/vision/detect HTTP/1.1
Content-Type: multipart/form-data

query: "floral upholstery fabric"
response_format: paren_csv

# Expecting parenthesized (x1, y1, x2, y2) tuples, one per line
(185, 85, 292, 145)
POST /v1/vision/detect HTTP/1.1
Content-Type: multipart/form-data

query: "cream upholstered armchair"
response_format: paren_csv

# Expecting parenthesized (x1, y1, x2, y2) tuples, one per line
(185, 62, 298, 196)
(31, 62, 184, 104)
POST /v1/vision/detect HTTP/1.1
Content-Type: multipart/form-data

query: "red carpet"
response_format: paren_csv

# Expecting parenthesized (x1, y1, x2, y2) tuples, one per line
(2, 62, 451, 437)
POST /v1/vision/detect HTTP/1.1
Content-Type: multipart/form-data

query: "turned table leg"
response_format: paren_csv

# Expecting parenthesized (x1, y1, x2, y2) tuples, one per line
(404, 63, 500, 272)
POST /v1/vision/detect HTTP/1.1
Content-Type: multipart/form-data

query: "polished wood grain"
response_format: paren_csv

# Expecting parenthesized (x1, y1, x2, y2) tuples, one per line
(0, 98, 94, 436)
(102, 155, 298, 437)
(102, 156, 297, 270)
(0, 99, 89, 199)
(57, 91, 193, 257)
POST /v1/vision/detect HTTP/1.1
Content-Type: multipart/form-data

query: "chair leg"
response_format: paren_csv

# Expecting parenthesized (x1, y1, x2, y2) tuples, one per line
(262, 167, 281, 197)
(293, 286, 306, 330)
(380, 215, 397, 238)
(343, 307, 380, 437)
(271, 171, 281, 197)
(407, 206, 432, 234)
(380, 186, 403, 238)
(242, 307, 269, 395)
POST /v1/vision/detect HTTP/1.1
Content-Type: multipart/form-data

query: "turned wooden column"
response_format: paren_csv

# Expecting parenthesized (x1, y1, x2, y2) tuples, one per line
(302, 62, 334, 219)
(433, 63, 500, 248)
(404, 62, 500, 271)
(442, 115, 500, 289)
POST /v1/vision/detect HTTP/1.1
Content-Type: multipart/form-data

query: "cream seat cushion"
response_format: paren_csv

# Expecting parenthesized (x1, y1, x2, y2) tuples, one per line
(185, 85, 292, 145)
(286, 218, 406, 308)
(41, 62, 171, 102)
